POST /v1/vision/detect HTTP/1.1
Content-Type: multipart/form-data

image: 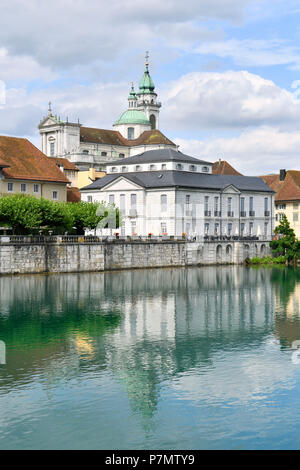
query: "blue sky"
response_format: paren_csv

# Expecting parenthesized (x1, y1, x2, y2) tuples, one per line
(0, 0, 300, 174)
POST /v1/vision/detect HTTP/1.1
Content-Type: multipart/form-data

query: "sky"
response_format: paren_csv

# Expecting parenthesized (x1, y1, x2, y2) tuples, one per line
(0, 0, 300, 174)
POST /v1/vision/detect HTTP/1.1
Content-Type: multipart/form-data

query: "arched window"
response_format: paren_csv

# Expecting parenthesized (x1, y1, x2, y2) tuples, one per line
(176, 163, 183, 170)
(127, 127, 134, 140)
(101, 151, 107, 156)
(150, 114, 156, 130)
(189, 165, 196, 171)
(111, 167, 117, 173)
(121, 166, 128, 172)
(135, 165, 142, 171)
(82, 150, 89, 154)
(119, 153, 125, 158)
(202, 166, 209, 173)
(149, 164, 157, 170)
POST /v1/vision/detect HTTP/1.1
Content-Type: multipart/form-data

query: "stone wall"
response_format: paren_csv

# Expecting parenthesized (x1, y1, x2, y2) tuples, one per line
(0, 238, 270, 275)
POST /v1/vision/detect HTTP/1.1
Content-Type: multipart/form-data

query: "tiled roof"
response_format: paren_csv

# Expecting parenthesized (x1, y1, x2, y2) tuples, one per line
(260, 171, 300, 202)
(80, 127, 175, 147)
(67, 186, 81, 203)
(47, 157, 79, 171)
(82, 170, 274, 193)
(0, 136, 70, 183)
(105, 148, 212, 166)
(212, 160, 242, 176)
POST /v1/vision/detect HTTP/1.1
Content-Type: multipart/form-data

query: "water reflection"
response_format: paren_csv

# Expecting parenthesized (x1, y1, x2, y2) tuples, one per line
(0, 266, 300, 449)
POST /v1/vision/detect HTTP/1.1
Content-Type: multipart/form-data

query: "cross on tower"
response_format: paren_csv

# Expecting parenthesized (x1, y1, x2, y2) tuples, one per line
(145, 51, 149, 68)
(48, 101, 52, 116)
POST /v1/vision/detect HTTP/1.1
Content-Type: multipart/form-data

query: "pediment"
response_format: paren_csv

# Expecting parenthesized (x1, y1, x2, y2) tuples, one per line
(39, 116, 61, 128)
(222, 184, 240, 194)
(102, 176, 143, 191)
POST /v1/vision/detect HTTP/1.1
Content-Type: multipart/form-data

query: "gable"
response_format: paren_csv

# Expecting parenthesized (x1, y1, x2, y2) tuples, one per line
(101, 176, 144, 191)
(222, 184, 240, 194)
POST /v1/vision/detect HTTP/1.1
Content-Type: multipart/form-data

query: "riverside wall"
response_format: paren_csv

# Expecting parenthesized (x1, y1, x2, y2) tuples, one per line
(0, 237, 271, 275)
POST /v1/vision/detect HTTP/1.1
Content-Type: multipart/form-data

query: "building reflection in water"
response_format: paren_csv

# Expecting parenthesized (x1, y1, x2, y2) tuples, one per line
(0, 266, 300, 427)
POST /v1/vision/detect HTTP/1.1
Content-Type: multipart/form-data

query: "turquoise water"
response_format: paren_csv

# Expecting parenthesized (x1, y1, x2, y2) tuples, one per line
(0, 266, 300, 449)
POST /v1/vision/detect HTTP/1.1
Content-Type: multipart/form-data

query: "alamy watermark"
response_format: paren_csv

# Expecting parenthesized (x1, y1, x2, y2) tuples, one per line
(0, 341, 6, 365)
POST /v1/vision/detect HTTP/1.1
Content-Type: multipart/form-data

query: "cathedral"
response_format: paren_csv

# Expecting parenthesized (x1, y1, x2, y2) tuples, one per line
(38, 56, 176, 171)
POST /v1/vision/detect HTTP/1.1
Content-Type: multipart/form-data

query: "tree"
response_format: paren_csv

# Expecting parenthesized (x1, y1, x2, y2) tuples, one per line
(39, 198, 73, 234)
(65, 201, 121, 235)
(0, 194, 43, 234)
(270, 215, 300, 263)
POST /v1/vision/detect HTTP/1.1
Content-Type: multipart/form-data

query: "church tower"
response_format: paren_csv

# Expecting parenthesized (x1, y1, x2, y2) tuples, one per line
(136, 52, 161, 130)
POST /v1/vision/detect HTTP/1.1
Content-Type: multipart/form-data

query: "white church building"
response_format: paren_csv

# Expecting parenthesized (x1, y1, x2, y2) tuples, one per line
(38, 56, 176, 170)
(81, 147, 275, 239)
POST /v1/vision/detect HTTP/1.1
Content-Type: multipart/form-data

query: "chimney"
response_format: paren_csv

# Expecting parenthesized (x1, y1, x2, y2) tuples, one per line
(280, 169, 286, 181)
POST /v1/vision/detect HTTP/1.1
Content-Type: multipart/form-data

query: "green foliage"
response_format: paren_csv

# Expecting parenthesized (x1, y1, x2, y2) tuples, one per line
(0, 195, 121, 235)
(247, 255, 286, 266)
(270, 215, 300, 262)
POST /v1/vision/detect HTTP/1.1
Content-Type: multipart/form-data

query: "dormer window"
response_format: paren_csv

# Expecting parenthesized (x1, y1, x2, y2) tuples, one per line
(119, 153, 125, 158)
(121, 166, 128, 172)
(111, 167, 117, 173)
(149, 164, 157, 170)
(161, 164, 167, 170)
(135, 165, 142, 172)
(176, 163, 183, 170)
(189, 165, 196, 171)
(101, 152, 107, 156)
(82, 150, 89, 154)
(202, 166, 209, 173)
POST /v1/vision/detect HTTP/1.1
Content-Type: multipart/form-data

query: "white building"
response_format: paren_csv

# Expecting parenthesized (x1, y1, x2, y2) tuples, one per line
(80, 147, 275, 238)
(38, 57, 176, 171)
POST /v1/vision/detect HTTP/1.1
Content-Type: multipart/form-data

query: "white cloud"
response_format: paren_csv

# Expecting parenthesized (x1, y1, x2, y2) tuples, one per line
(0, 0, 252, 70)
(175, 127, 300, 175)
(161, 70, 300, 131)
(194, 39, 300, 69)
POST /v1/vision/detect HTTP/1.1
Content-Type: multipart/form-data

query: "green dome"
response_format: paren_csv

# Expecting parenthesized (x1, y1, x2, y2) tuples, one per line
(114, 109, 151, 126)
(137, 65, 155, 95)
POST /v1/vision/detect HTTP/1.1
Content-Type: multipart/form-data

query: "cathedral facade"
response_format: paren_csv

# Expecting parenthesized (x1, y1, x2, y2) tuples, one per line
(38, 58, 176, 171)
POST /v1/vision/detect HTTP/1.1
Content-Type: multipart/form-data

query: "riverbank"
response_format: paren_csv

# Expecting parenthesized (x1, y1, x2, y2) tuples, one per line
(0, 236, 271, 275)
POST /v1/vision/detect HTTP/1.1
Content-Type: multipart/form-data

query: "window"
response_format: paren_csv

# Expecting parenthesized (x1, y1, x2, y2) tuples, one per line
(228, 197, 232, 212)
(204, 196, 209, 212)
(264, 222, 269, 235)
(120, 194, 126, 213)
(186, 195, 191, 207)
(82, 150, 89, 154)
(293, 203, 299, 209)
(131, 194, 137, 209)
(293, 213, 299, 222)
(21, 183, 26, 192)
(185, 223, 191, 234)
(249, 197, 254, 211)
(161, 194, 167, 212)
(277, 204, 286, 210)
(249, 221, 254, 235)
(204, 223, 210, 235)
(176, 163, 183, 170)
(50, 142, 55, 156)
(161, 164, 167, 170)
(87, 196, 93, 203)
(7, 182, 13, 192)
(101, 152, 107, 157)
(241, 197, 245, 212)
(189, 165, 196, 171)
(214, 196, 219, 214)
(228, 223, 233, 235)
(52, 191, 58, 200)
(131, 220, 136, 235)
(127, 127, 134, 140)
(215, 223, 219, 235)
(111, 167, 117, 172)
(121, 226, 126, 236)
(264, 197, 269, 211)
(150, 114, 156, 130)
(149, 164, 157, 170)
(109, 195, 115, 205)
(135, 165, 142, 171)
(241, 222, 245, 234)
(202, 166, 209, 173)
(279, 213, 285, 221)
(34, 184, 39, 193)
(121, 166, 128, 172)
(119, 153, 125, 158)
(161, 222, 167, 235)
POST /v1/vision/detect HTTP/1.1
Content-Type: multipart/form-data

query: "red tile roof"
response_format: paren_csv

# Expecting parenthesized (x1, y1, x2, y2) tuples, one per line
(47, 157, 79, 171)
(80, 127, 175, 147)
(0, 136, 70, 183)
(260, 171, 300, 202)
(67, 186, 81, 203)
(212, 160, 242, 176)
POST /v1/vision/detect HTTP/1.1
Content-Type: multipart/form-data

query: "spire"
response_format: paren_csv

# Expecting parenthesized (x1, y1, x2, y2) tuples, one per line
(128, 82, 137, 108)
(48, 101, 52, 116)
(138, 52, 155, 94)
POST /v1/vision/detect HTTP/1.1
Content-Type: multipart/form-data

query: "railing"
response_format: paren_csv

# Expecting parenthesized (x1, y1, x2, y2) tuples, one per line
(214, 211, 221, 217)
(227, 211, 234, 217)
(204, 210, 211, 217)
(249, 211, 255, 217)
(264, 211, 270, 217)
